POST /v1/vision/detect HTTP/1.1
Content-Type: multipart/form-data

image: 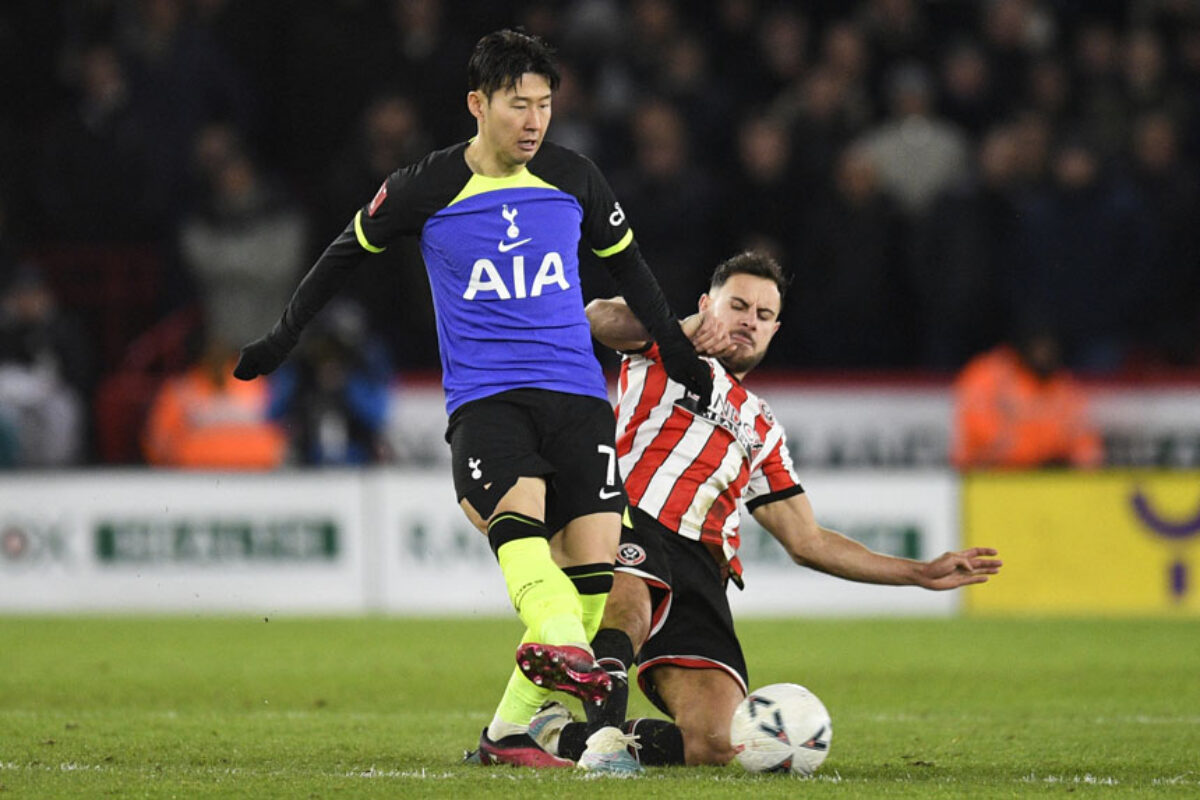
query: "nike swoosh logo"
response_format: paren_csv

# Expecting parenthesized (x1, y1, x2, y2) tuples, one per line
(497, 237, 532, 253)
(598, 488, 621, 500)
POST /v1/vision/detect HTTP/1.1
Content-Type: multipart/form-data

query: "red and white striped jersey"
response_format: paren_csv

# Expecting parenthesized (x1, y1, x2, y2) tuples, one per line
(615, 344, 803, 578)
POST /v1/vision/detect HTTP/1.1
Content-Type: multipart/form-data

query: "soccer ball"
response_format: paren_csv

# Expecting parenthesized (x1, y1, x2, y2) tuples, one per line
(729, 683, 832, 776)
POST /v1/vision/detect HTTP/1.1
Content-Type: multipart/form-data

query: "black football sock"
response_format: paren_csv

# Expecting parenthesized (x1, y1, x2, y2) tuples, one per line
(624, 717, 686, 766)
(585, 627, 634, 732)
(561, 717, 687, 764)
(557, 720, 589, 761)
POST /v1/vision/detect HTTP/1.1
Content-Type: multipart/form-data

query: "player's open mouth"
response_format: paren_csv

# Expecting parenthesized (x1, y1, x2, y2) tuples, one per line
(518, 139, 539, 151)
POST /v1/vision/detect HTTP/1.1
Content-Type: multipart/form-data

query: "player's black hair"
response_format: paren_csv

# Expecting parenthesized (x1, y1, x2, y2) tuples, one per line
(710, 251, 791, 303)
(467, 28, 561, 97)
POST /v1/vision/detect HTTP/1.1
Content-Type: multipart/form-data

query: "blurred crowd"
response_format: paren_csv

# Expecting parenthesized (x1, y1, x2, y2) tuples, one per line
(1, 0, 1199, 467)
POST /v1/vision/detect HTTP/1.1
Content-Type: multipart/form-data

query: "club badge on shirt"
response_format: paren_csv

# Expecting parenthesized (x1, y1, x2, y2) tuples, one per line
(368, 181, 388, 217)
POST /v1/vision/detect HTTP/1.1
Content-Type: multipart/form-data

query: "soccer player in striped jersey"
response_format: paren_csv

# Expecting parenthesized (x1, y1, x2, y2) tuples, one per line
(232, 29, 711, 768)
(534, 251, 1002, 771)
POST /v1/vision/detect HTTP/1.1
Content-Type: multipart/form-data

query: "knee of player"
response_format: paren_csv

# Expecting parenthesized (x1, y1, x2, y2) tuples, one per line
(679, 722, 737, 766)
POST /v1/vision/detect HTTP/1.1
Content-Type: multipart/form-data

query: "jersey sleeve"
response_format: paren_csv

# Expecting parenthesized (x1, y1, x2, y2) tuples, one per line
(353, 144, 470, 253)
(256, 147, 468, 350)
(578, 156, 634, 258)
(743, 422, 804, 512)
(353, 165, 435, 253)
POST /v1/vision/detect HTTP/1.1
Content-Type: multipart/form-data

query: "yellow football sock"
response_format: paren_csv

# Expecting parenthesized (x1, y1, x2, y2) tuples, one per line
(492, 522, 585, 646)
(580, 591, 609, 641)
(489, 653, 553, 736)
(563, 562, 615, 641)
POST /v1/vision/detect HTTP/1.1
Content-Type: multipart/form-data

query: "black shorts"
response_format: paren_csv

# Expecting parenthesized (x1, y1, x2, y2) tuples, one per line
(445, 388, 626, 525)
(616, 508, 749, 717)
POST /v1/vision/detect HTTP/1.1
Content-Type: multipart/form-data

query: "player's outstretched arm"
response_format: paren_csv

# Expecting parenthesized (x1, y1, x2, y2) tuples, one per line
(586, 296, 731, 356)
(752, 492, 1002, 590)
(233, 325, 296, 380)
(600, 244, 712, 403)
(233, 223, 366, 380)
(912, 548, 1003, 590)
(585, 297, 652, 352)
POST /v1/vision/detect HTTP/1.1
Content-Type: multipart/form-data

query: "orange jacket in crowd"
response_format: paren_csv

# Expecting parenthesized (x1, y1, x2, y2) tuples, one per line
(951, 345, 1103, 469)
(142, 359, 285, 469)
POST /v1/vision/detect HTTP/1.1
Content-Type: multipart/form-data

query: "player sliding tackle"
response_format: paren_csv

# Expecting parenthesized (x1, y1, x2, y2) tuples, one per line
(232, 29, 712, 768)
(523, 251, 1003, 772)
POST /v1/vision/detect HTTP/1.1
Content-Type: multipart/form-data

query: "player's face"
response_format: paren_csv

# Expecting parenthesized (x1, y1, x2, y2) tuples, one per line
(472, 73, 553, 171)
(699, 273, 782, 376)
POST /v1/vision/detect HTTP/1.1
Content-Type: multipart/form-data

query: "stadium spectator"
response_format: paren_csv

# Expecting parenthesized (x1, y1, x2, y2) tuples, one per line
(116, 0, 257, 227)
(231, 29, 712, 771)
(914, 123, 1023, 369)
(718, 111, 798, 264)
(1024, 55, 1072, 128)
(609, 97, 717, 314)
(1072, 18, 1127, 158)
(541, 61, 601, 159)
(706, 0, 765, 92)
(859, 60, 971, 220)
(1009, 131, 1153, 370)
(978, 0, 1047, 115)
(178, 123, 309, 350)
(554, 0, 624, 71)
(1008, 108, 1055, 190)
(514, 251, 1001, 769)
(937, 38, 1000, 137)
(951, 327, 1102, 470)
(267, 300, 392, 466)
(612, 0, 687, 99)
(0, 264, 93, 467)
(656, 31, 734, 157)
(1127, 110, 1200, 366)
(815, 17, 874, 133)
(781, 64, 864, 195)
(857, 0, 930, 71)
(379, 0, 477, 144)
(274, 0, 395, 187)
(754, 5, 811, 105)
(1121, 28, 1190, 126)
(142, 336, 285, 469)
(512, 0, 560, 42)
(32, 42, 160, 241)
(785, 143, 912, 368)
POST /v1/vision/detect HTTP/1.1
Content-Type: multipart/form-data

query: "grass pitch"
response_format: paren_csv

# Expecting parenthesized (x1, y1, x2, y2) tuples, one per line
(2, 615, 1197, 798)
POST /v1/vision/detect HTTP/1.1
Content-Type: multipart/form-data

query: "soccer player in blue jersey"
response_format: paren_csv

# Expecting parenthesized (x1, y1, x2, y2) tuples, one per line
(233, 28, 711, 767)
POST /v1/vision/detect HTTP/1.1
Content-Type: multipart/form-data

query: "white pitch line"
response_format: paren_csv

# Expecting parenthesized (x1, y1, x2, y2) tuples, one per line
(1, 761, 1194, 787)
(1021, 773, 1121, 785)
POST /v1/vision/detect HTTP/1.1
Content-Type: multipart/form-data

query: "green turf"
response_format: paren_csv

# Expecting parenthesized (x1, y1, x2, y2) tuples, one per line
(2, 616, 1197, 798)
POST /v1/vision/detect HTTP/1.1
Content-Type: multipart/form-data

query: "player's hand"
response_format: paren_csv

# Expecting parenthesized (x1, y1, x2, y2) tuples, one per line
(915, 547, 1003, 590)
(658, 331, 714, 410)
(684, 309, 735, 358)
(233, 334, 292, 380)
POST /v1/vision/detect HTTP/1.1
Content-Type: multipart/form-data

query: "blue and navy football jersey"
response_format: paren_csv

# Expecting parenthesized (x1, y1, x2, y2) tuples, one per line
(353, 141, 632, 413)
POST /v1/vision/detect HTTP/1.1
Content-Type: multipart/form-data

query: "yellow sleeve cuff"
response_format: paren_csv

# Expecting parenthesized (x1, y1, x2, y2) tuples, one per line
(592, 228, 633, 258)
(354, 210, 386, 253)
